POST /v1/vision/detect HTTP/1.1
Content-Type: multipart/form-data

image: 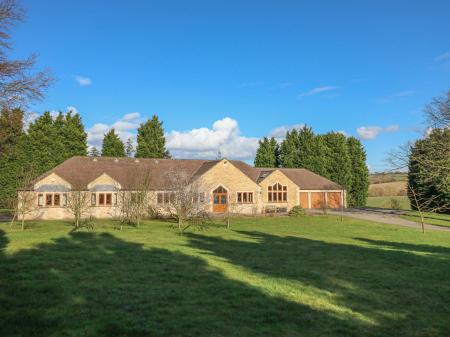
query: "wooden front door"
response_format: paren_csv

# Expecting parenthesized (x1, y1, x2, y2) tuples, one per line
(212, 186, 228, 213)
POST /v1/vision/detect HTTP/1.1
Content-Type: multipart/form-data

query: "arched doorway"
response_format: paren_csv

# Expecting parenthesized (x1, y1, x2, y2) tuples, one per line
(212, 186, 228, 213)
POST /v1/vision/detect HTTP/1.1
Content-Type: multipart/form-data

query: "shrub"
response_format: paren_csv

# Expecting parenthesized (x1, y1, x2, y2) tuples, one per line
(289, 206, 305, 217)
(390, 198, 401, 210)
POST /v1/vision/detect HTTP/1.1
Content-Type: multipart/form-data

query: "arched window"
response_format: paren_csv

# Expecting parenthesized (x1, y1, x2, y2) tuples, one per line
(268, 183, 287, 202)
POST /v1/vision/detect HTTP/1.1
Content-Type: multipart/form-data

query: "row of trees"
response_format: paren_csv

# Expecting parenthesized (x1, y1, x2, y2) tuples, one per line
(254, 127, 369, 207)
(0, 108, 170, 208)
(92, 115, 170, 158)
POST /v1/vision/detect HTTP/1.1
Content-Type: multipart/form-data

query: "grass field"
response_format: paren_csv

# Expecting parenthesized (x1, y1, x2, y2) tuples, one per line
(1, 216, 450, 337)
(368, 181, 407, 197)
(366, 196, 411, 210)
(400, 211, 450, 228)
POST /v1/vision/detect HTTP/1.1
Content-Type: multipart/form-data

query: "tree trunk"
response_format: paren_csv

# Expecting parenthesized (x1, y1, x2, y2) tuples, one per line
(178, 217, 183, 234)
(21, 218, 24, 232)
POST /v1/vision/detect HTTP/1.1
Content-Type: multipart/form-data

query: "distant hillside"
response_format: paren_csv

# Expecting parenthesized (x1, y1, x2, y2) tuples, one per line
(369, 172, 407, 185)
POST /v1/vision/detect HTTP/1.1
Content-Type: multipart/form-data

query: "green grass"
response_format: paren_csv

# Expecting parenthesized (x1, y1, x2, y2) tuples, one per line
(400, 211, 450, 228)
(1, 216, 450, 337)
(366, 196, 411, 210)
(0, 208, 12, 216)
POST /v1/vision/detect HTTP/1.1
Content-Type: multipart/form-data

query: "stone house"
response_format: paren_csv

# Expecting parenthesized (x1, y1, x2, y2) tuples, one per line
(19, 156, 345, 220)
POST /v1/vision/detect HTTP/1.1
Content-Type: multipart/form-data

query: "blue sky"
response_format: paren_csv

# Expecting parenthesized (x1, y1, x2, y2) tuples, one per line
(15, 0, 450, 171)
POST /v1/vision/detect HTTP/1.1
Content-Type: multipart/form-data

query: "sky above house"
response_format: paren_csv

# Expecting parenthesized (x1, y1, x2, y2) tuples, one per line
(15, 0, 450, 171)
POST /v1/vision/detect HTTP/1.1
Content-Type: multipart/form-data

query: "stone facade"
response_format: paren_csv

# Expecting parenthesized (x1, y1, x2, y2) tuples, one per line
(20, 158, 345, 220)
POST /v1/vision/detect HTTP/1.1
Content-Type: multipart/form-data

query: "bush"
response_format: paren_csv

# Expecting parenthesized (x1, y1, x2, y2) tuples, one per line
(289, 206, 305, 217)
(390, 198, 401, 210)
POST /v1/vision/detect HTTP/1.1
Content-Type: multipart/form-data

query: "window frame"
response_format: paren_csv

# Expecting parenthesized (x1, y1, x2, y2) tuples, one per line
(267, 183, 288, 203)
(236, 191, 254, 204)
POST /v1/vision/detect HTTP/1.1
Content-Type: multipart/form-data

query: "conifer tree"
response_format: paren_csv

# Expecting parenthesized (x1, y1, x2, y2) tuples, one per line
(135, 115, 169, 158)
(125, 138, 134, 157)
(61, 111, 87, 157)
(296, 126, 329, 177)
(322, 132, 352, 191)
(89, 147, 101, 157)
(280, 129, 299, 168)
(254, 137, 279, 167)
(101, 129, 126, 157)
(346, 137, 369, 207)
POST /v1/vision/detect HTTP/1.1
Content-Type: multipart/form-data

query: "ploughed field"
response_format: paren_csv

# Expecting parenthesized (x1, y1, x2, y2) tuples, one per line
(1, 216, 450, 337)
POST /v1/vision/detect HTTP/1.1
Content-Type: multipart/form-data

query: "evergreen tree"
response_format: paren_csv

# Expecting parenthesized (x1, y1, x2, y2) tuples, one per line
(125, 138, 134, 157)
(296, 126, 329, 177)
(89, 147, 101, 157)
(0, 107, 25, 207)
(322, 132, 352, 191)
(101, 129, 126, 157)
(136, 115, 169, 158)
(346, 137, 369, 207)
(60, 111, 88, 157)
(254, 137, 279, 167)
(280, 129, 299, 168)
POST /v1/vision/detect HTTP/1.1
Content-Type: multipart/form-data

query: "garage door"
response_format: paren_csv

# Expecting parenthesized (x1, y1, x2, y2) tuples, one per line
(299, 192, 309, 208)
(327, 192, 342, 208)
(311, 192, 325, 208)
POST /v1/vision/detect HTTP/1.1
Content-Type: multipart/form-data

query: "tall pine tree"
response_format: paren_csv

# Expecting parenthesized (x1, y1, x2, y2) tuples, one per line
(135, 115, 169, 158)
(254, 137, 279, 167)
(346, 137, 369, 207)
(125, 138, 134, 157)
(280, 129, 299, 168)
(101, 129, 126, 157)
(322, 132, 352, 191)
(296, 126, 329, 177)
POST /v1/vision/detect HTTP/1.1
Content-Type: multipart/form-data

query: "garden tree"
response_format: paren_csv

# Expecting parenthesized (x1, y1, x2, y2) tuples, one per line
(101, 129, 125, 157)
(10, 165, 38, 231)
(407, 128, 450, 213)
(116, 168, 152, 228)
(135, 115, 170, 158)
(424, 89, 449, 128)
(159, 169, 209, 234)
(295, 126, 329, 177)
(322, 132, 352, 192)
(66, 184, 92, 229)
(0, 0, 53, 109)
(0, 107, 24, 207)
(254, 137, 279, 167)
(59, 111, 87, 157)
(125, 138, 134, 157)
(346, 137, 369, 207)
(89, 147, 100, 157)
(279, 129, 299, 168)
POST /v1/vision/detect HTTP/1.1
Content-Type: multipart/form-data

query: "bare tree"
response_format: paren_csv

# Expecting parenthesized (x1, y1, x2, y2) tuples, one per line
(10, 166, 38, 231)
(0, 0, 53, 109)
(159, 169, 209, 234)
(424, 89, 450, 129)
(66, 185, 91, 229)
(224, 200, 246, 229)
(116, 167, 152, 228)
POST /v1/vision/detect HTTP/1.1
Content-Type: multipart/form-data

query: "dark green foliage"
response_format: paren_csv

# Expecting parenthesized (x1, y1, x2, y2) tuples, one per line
(279, 129, 299, 168)
(254, 137, 279, 167)
(23, 110, 87, 175)
(347, 137, 369, 207)
(408, 128, 450, 213)
(101, 129, 125, 157)
(288, 205, 305, 217)
(136, 115, 169, 158)
(322, 132, 352, 191)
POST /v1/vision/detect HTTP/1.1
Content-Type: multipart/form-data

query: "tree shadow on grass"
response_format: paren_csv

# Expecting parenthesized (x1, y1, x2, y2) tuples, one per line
(0, 229, 389, 337)
(186, 230, 450, 337)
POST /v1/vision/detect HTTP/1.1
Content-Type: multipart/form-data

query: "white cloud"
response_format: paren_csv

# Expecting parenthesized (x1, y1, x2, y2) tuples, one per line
(75, 75, 92, 86)
(66, 106, 79, 114)
(356, 125, 399, 140)
(166, 117, 259, 160)
(377, 90, 415, 104)
(298, 86, 339, 99)
(87, 112, 142, 149)
(269, 123, 305, 138)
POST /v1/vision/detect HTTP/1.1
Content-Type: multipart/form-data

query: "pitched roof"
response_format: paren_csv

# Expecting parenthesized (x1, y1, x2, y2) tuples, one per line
(30, 156, 342, 191)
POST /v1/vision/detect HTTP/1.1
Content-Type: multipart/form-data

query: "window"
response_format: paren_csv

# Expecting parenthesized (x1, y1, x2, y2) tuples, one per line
(46, 194, 53, 206)
(113, 193, 117, 205)
(192, 192, 205, 204)
(91, 193, 96, 206)
(97, 193, 113, 206)
(38, 194, 44, 206)
(268, 183, 287, 203)
(54, 193, 60, 206)
(62, 193, 67, 206)
(99, 193, 105, 205)
(237, 192, 254, 204)
(157, 192, 176, 205)
(106, 193, 112, 205)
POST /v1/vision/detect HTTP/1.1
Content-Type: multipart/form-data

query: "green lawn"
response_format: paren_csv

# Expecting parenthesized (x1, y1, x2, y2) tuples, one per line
(400, 211, 450, 228)
(366, 196, 411, 210)
(1, 216, 450, 337)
